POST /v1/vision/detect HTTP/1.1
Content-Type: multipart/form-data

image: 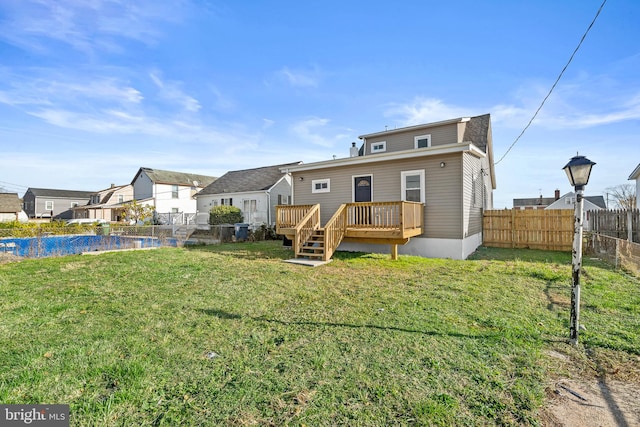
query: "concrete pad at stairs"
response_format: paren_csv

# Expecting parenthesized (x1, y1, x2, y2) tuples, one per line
(283, 258, 332, 267)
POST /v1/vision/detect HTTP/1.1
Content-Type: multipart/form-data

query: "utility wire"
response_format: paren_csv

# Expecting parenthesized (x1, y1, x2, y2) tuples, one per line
(495, 0, 607, 165)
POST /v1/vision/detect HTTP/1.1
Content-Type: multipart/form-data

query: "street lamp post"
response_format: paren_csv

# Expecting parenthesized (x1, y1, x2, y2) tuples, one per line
(562, 154, 596, 345)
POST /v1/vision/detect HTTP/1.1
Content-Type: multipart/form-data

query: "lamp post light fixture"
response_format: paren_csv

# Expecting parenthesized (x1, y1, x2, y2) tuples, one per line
(562, 154, 596, 345)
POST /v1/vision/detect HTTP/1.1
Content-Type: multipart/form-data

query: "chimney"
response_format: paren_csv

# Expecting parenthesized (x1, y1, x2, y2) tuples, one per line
(349, 142, 359, 158)
(555, 189, 560, 200)
(110, 183, 115, 188)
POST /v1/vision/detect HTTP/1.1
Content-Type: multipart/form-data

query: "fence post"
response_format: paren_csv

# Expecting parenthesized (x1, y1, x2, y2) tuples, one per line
(628, 210, 633, 242)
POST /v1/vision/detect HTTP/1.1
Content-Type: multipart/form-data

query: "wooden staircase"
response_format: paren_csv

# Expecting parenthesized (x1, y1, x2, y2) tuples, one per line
(297, 229, 326, 259)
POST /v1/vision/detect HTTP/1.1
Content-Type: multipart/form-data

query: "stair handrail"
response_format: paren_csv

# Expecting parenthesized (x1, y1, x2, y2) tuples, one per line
(322, 204, 347, 261)
(293, 204, 320, 255)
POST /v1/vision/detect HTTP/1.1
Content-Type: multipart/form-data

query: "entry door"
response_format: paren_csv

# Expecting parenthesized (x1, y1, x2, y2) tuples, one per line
(354, 175, 372, 202)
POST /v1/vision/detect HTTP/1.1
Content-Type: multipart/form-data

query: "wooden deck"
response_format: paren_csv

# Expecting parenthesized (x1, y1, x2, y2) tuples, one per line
(276, 202, 424, 261)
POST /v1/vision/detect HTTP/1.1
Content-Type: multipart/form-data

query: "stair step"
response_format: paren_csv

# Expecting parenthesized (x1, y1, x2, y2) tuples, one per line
(297, 252, 324, 258)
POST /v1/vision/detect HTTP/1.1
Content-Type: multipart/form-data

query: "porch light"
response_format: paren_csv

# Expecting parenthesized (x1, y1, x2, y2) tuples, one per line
(562, 154, 595, 345)
(562, 154, 596, 190)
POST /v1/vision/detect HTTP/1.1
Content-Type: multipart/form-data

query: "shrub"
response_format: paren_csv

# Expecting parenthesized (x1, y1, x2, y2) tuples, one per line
(209, 205, 243, 225)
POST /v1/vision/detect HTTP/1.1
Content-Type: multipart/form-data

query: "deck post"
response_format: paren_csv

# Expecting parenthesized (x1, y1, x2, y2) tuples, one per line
(390, 244, 398, 260)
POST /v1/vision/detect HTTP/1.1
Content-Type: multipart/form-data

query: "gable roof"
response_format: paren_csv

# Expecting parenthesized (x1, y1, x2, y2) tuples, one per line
(0, 193, 22, 212)
(545, 192, 607, 210)
(25, 188, 95, 199)
(133, 167, 217, 187)
(198, 162, 302, 196)
(629, 163, 640, 180)
(513, 197, 557, 208)
(585, 195, 607, 209)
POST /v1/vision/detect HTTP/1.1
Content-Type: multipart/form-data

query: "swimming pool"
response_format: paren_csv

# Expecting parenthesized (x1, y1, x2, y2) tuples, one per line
(0, 234, 178, 258)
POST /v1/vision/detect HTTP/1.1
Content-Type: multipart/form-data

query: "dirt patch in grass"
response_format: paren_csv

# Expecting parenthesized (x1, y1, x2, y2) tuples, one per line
(541, 348, 640, 426)
(0, 253, 22, 264)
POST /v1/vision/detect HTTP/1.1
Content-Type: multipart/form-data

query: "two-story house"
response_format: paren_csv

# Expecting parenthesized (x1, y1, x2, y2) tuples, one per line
(131, 167, 217, 221)
(195, 162, 301, 226)
(22, 188, 94, 220)
(277, 114, 496, 261)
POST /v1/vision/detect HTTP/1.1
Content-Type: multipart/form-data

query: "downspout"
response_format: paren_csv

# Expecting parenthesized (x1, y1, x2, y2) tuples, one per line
(266, 191, 271, 225)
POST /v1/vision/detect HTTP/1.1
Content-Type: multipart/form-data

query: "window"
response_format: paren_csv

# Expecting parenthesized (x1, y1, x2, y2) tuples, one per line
(171, 185, 179, 199)
(45, 201, 54, 210)
(312, 179, 330, 193)
(70, 202, 79, 208)
(414, 134, 431, 149)
(401, 170, 425, 203)
(371, 141, 386, 153)
(277, 195, 291, 205)
(243, 199, 257, 213)
(118, 195, 124, 203)
(221, 198, 233, 206)
(171, 208, 179, 214)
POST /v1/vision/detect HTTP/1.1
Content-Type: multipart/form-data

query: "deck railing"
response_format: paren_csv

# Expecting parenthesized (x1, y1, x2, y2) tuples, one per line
(346, 201, 423, 233)
(323, 204, 347, 261)
(276, 204, 316, 231)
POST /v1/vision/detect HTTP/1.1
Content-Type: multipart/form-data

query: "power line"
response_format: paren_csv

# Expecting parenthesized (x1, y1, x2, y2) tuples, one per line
(495, 0, 607, 166)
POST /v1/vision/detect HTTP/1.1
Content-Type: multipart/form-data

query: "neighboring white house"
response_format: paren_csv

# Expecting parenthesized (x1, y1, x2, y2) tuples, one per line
(629, 163, 640, 209)
(545, 191, 606, 230)
(195, 162, 301, 227)
(131, 167, 217, 221)
(545, 192, 607, 211)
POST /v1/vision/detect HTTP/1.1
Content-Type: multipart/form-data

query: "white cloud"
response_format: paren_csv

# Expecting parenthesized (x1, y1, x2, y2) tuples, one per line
(289, 117, 350, 149)
(384, 98, 480, 127)
(150, 72, 201, 113)
(278, 67, 319, 88)
(0, 0, 185, 54)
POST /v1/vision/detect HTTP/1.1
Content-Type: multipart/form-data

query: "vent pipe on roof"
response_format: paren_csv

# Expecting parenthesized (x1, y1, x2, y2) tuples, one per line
(350, 142, 359, 158)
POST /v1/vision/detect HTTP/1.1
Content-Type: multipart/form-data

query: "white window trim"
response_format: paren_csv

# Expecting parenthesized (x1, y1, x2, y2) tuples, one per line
(45, 201, 54, 210)
(414, 134, 432, 149)
(371, 141, 386, 153)
(352, 174, 373, 202)
(312, 178, 330, 194)
(401, 170, 426, 203)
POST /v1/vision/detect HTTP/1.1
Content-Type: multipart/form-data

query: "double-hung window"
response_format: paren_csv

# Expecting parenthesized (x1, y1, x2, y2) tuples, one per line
(171, 185, 179, 199)
(401, 170, 425, 203)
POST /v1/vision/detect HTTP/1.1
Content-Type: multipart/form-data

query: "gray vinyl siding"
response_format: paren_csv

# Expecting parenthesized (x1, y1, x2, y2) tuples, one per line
(365, 123, 459, 154)
(462, 153, 484, 236)
(292, 153, 464, 239)
(270, 177, 292, 225)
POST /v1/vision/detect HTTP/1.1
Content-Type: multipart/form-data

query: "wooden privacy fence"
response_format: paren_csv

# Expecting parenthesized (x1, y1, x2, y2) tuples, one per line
(483, 209, 574, 251)
(589, 209, 640, 243)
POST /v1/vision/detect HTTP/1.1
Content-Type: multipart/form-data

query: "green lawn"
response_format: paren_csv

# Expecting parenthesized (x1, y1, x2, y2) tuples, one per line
(1, 242, 638, 426)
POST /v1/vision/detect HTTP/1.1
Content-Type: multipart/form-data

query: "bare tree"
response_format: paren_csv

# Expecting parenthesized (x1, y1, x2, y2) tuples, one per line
(605, 183, 637, 209)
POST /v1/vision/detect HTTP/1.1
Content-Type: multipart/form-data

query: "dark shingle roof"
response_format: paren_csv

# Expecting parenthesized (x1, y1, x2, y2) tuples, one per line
(463, 114, 491, 153)
(513, 197, 557, 208)
(26, 188, 95, 198)
(585, 196, 607, 209)
(198, 162, 301, 196)
(134, 167, 217, 187)
(0, 193, 22, 212)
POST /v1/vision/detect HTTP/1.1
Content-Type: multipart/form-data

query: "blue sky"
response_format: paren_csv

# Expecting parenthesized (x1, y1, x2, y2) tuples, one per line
(0, 0, 638, 208)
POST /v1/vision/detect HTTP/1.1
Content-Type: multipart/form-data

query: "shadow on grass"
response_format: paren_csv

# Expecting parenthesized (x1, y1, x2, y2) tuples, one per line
(199, 308, 500, 340)
(469, 246, 572, 263)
